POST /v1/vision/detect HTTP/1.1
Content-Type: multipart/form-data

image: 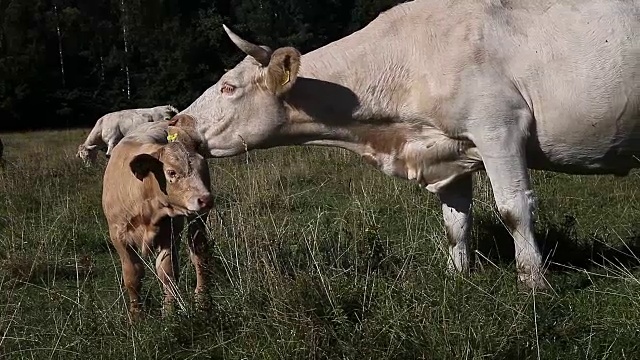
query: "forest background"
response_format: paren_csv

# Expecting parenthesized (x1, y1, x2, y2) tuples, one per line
(0, 0, 405, 131)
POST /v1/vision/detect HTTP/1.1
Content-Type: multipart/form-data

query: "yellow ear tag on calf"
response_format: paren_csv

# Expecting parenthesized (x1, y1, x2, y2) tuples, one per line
(281, 70, 290, 86)
(167, 133, 178, 142)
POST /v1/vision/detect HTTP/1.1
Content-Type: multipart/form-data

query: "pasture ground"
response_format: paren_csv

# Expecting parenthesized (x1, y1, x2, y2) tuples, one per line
(1, 129, 639, 359)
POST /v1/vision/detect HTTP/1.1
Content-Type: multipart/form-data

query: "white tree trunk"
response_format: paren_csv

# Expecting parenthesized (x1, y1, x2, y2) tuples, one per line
(54, 5, 65, 87)
(120, 0, 131, 100)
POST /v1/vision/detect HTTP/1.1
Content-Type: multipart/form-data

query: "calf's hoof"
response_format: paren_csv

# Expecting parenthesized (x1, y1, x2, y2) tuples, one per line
(128, 306, 144, 323)
(194, 290, 211, 312)
(161, 299, 178, 318)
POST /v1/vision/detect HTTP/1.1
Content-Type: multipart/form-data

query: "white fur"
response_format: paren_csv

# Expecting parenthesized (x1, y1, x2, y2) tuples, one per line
(76, 105, 179, 166)
(183, 0, 640, 288)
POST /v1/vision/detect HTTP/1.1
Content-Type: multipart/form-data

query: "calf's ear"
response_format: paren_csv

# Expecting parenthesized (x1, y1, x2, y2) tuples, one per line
(129, 149, 164, 181)
(168, 114, 196, 128)
(167, 126, 201, 152)
(266, 47, 301, 96)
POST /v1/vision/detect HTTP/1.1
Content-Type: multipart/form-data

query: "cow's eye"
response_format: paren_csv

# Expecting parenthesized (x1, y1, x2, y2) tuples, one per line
(166, 169, 177, 178)
(221, 83, 235, 95)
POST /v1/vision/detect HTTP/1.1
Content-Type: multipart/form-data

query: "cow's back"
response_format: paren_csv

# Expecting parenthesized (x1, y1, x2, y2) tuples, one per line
(486, 0, 640, 172)
(397, 0, 640, 173)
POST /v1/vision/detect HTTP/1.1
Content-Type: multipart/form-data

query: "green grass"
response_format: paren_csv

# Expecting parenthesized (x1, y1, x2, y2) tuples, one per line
(1, 129, 640, 359)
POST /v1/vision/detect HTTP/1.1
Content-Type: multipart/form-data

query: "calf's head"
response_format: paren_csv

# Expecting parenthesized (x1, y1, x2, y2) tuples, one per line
(129, 138, 213, 215)
(185, 25, 301, 157)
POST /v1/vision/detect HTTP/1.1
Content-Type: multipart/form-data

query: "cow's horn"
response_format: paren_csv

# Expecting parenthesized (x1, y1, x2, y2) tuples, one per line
(223, 24, 271, 67)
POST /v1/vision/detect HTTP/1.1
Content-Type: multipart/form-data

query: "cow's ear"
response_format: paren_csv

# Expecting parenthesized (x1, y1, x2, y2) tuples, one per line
(129, 149, 163, 181)
(266, 47, 301, 96)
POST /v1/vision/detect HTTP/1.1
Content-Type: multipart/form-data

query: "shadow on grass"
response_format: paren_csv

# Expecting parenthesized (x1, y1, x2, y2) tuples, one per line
(474, 214, 640, 275)
(2, 252, 97, 286)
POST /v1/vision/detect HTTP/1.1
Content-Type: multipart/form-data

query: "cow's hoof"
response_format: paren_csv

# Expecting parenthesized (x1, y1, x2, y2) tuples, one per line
(446, 249, 470, 275)
(446, 260, 470, 276)
(517, 270, 550, 292)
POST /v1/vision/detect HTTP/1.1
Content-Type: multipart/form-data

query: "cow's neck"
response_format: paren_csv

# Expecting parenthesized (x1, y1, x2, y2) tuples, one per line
(280, 50, 483, 193)
(284, 46, 411, 148)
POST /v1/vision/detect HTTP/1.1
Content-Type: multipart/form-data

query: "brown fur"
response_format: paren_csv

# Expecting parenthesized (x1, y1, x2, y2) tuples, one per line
(266, 47, 301, 96)
(167, 114, 206, 154)
(354, 125, 408, 155)
(102, 126, 213, 320)
(168, 113, 197, 128)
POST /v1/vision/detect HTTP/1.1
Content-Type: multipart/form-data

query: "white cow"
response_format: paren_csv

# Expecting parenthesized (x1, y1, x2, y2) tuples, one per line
(76, 105, 179, 166)
(179, 0, 640, 289)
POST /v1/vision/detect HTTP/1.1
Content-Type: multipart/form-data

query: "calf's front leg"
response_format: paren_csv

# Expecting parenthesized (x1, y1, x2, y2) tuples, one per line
(155, 218, 183, 315)
(186, 213, 210, 306)
(116, 244, 145, 320)
(110, 225, 146, 321)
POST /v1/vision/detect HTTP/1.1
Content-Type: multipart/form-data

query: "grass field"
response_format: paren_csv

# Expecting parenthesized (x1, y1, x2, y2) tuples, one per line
(1, 129, 640, 359)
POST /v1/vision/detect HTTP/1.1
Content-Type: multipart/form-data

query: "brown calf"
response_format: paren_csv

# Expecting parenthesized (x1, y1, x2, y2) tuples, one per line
(101, 116, 213, 319)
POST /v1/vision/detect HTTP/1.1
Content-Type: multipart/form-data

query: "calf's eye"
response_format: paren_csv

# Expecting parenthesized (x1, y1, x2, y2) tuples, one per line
(166, 170, 177, 178)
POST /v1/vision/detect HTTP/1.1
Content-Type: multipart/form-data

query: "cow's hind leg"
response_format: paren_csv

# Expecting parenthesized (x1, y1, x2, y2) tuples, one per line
(484, 160, 544, 289)
(186, 213, 211, 308)
(469, 106, 547, 289)
(438, 175, 473, 274)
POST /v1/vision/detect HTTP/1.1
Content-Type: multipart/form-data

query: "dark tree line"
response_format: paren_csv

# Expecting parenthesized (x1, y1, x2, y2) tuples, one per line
(0, 0, 406, 132)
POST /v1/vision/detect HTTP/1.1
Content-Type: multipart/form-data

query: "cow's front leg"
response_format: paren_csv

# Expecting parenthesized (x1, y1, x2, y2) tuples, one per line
(106, 139, 116, 158)
(438, 174, 473, 274)
(472, 128, 546, 289)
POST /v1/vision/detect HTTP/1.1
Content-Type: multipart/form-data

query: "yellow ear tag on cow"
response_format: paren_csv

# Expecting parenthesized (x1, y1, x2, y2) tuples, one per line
(281, 70, 290, 86)
(167, 133, 178, 142)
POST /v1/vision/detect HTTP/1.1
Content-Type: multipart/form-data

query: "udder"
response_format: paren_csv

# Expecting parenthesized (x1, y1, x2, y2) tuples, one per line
(361, 137, 484, 193)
